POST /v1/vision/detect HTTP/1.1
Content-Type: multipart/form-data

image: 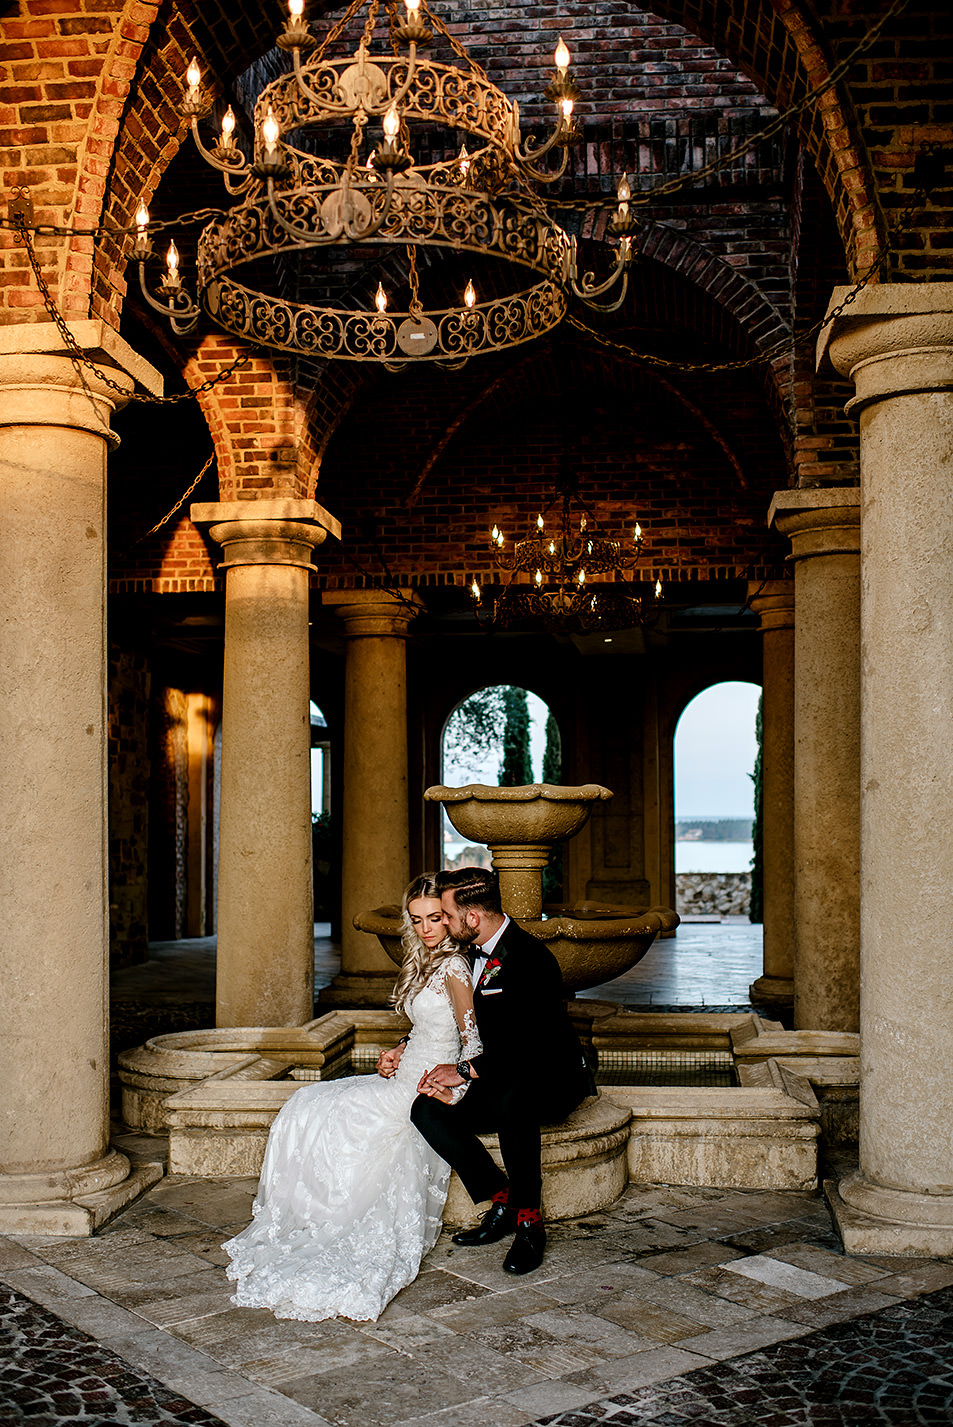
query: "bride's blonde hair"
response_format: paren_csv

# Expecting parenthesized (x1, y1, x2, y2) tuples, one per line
(391, 872, 457, 1015)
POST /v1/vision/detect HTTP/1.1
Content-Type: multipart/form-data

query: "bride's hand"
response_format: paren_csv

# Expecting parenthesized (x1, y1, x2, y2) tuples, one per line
(417, 1063, 464, 1097)
(377, 1044, 404, 1078)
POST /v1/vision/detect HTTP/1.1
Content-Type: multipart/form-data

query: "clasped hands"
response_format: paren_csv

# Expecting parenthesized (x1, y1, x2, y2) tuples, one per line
(374, 1044, 466, 1105)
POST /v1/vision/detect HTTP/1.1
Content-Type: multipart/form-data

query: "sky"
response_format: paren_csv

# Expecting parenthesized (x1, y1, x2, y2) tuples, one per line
(674, 680, 760, 819)
(437, 679, 761, 822)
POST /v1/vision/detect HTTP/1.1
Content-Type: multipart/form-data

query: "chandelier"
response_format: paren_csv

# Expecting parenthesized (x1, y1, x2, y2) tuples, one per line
(132, 0, 638, 364)
(471, 486, 662, 632)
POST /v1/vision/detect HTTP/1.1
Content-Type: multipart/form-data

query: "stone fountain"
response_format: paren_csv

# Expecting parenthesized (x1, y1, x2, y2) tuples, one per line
(118, 782, 846, 1220)
(354, 782, 679, 992)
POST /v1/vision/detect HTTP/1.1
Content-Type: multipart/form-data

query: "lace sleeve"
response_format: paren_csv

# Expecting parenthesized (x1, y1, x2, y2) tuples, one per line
(445, 960, 483, 1061)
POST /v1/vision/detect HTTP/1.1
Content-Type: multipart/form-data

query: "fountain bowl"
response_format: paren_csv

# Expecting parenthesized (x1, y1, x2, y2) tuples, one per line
(424, 783, 612, 846)
(353, 902, 679, 994)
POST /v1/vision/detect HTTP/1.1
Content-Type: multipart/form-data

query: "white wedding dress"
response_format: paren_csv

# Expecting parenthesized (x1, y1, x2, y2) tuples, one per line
(223, 953, 480, 1323)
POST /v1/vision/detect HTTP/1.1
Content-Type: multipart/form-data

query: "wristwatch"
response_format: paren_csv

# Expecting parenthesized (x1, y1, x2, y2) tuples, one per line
(456, 1060, 474, 1081)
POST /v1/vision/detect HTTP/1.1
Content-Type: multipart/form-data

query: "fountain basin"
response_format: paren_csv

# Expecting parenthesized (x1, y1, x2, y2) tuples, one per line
(425, 782, 613, 845)
(353, 901, 679, 993)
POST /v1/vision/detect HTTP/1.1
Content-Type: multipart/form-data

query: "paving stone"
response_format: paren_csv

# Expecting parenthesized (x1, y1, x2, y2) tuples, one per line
(635, 1242, 743, 1276)
(719, 1253, 851, 1299)
(0, 1284, 231, 1427)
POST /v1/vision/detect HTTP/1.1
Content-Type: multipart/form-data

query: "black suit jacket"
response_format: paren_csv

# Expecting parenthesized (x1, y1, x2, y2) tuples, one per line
(468, 919, 590, 1103)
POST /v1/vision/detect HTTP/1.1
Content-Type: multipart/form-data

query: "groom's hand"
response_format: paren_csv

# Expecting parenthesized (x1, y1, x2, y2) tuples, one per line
(417, 1063, 465, 1097)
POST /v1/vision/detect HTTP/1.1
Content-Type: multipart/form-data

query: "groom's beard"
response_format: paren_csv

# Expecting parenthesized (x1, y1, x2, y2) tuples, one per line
(450, 920, 479, 948)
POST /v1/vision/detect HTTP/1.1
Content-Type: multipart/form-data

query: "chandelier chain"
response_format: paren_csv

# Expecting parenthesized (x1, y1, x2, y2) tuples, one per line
(548, 0, 911, 212)
(568, 173, 932, 375)
(407, 245, 422, 317)
(137, 451, 217, 539)
(420, 0, 491, 83)
(314, 0, 367, 62)
(17, 220, 251, 403)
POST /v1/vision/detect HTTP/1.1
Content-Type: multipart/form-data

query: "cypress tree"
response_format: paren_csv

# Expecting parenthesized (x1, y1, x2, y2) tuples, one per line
(541, 710, 563, 904)
(498, 687, 533, 786)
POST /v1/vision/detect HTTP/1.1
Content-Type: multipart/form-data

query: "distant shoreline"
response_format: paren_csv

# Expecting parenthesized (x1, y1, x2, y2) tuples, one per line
(676, 818, 753, 843)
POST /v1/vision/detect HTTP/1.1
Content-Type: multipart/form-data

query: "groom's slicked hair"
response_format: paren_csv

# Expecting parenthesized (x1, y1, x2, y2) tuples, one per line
(435, 867, 503, 917)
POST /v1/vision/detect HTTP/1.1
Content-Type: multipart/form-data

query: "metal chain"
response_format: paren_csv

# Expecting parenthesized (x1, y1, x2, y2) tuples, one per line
(569, 176, 932, 374)
(407, 245, 422, 317)
(547, 0, 911, 212)
(421, 0, 491, 82)
(18, 221, 251, 403)
(137, 451, 217, 539)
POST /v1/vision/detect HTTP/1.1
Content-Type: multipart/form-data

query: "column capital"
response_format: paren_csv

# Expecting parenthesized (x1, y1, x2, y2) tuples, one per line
(746, 579, 794, 632)
(768, 489, 860, 562)
(817, 282, 953, 414)
(324, 587, 425, 638)
(0, 320, 162, 439)
(191, 499, 341, 571)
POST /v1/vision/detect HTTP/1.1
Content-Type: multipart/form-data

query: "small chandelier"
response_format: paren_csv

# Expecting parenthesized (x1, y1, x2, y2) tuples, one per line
(133, 0, 639, 364)
(471, 487, 662, 632)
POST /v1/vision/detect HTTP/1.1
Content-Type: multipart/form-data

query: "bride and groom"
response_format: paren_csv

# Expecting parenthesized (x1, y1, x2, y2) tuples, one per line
(224, 866, 593, 1323)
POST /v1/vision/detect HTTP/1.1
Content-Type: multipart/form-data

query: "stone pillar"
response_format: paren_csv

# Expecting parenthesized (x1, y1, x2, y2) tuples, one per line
(0, 323, 163, 1233)
(321, 590, 423, 1008)
(818, 284, 953, 1254)
(768, 491, 860, 1032)
(191, 500, 340, 1027)
(747, 582, 795, 1007)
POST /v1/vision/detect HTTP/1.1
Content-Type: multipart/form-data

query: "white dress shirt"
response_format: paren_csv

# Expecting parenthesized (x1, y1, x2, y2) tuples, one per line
(471, 915, 510, 988)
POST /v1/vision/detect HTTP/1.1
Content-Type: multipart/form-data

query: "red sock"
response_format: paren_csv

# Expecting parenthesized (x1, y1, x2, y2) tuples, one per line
(491, 1189, 510, 1206)
(516, 1208, 542, 1227)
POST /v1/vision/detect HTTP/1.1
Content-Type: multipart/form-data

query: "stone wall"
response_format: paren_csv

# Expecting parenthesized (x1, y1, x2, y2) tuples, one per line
(676, 872, 751, 917)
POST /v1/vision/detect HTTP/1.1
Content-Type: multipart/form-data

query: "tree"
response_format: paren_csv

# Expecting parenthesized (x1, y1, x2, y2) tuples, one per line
(748, 692, 764, 924)
(541, 711, 563, 903)
(443, 686, 507, 783)
(542, 710, 562, 784)
(498, 687, 533, 786)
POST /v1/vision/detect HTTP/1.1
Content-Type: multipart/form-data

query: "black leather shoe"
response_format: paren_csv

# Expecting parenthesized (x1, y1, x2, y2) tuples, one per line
(452, 1201, 517, 1246)
(503, 1221, 546, 1274)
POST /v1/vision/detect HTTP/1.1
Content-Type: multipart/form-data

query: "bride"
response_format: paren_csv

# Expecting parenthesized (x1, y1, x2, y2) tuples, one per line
(222, 873, 481, 1323)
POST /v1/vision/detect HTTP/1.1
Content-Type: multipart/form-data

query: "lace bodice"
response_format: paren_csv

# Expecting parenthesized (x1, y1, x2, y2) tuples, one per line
(396, 953, 482, 1087)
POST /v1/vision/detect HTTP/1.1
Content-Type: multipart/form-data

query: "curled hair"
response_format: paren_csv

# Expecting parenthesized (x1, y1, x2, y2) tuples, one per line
(434, 866, 503, 917)
(391, 872, 457, 1015)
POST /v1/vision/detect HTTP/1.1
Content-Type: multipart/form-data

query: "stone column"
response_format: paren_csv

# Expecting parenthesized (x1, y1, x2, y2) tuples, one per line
(0, 323, 163, 1234)
(768, 491, 860, 1033)
(191, 500, 340, 1027)
(818, 284, 953, 1254)
(747, 582, 795, 1008)
(321, 590, 423, 1008)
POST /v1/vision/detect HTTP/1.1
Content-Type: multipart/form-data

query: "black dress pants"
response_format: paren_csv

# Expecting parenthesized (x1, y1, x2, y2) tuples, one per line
(410, 1078, 585, 1211)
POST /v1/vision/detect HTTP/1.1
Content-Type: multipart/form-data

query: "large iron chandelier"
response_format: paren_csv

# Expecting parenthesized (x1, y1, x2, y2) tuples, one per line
(133, 0, 638, 364)
(471, 486, 662, 632)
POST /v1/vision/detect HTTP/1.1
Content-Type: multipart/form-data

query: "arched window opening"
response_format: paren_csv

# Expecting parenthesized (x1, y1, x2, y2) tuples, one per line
(310, 702, 330, 819)
(674, 681, 760, 878)
(440, 685, 561, 873)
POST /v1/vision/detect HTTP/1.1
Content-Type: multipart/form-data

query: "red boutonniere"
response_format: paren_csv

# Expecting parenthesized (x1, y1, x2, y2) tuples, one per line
(479, 956, 503, 989)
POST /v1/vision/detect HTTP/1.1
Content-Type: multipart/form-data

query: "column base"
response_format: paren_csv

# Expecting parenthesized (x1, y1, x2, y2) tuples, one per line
(826, 1172, 953, 1256)
(0, 1151, 163, 1237)
(749, 975, 794, 1007)
(319, 972, 399, 1009)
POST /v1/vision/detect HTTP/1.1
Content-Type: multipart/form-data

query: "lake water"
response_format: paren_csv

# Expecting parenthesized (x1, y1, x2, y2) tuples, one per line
(676, 841, 753, 874)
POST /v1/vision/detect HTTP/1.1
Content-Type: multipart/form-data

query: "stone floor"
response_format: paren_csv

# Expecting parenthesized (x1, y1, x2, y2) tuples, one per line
(4, 922, 952, 1426)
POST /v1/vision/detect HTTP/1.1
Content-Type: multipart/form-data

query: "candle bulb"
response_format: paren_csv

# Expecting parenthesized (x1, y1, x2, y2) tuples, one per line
(554, 36, 570, 74)
(135, 200, 149, 233)
(459, 144, 470, 177)
(535, 569, 543, 587)
(655, 578, 663, 598)
(383, 104, 400, 141)
(634, 521, 642, 542)
(617, 172, 631, 218)
(561, 96, 574, 121)
(262, 106, 280, 151)
(577, 567, 586, 585)
(186, 56, 201, 94)
(537, 514, 544, 530)
(221, 105, 236, 145)
(471, 578, 481, 601)
(166, 239, 179, 276)
(289, 0, 304, 15)
(405, 0, 421, 14)
(464, 279, 476, 308)
(375, 282, 387, 313)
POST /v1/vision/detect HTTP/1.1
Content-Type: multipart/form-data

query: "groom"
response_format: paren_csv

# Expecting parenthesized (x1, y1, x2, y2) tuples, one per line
(411, 867, 593, 1275)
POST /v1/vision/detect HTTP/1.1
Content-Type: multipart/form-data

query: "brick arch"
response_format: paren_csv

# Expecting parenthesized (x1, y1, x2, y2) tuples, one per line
(634, 0, 883, 276)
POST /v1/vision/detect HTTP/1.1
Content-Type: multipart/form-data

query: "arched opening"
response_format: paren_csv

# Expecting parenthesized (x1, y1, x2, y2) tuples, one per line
(440, 685, 561, 874)
(674, 681, 761, 915)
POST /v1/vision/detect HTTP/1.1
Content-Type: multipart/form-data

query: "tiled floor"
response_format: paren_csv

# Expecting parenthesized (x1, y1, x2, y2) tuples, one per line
(3, 922, 951, 1426)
